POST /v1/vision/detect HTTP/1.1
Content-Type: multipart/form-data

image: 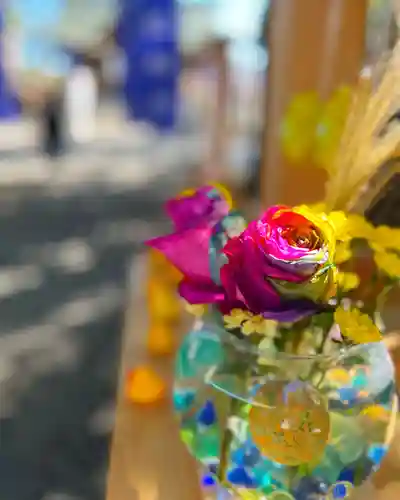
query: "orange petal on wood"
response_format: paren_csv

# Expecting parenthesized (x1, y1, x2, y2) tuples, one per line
(147, 323, 175, 356)
(125, 366, 166, 404)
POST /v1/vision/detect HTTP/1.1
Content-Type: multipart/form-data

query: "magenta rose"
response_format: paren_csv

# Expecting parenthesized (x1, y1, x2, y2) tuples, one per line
(220, 205, 336, 321)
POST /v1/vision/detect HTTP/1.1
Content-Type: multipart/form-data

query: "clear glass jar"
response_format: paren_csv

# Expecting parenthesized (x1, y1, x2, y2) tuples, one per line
(173, 321, 397, 499)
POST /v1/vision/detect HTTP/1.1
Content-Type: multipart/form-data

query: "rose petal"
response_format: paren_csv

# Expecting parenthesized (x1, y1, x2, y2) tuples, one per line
(178, 278, 225, 304)
(166, 187, 229, 231)
(145, 227, 212, 282)
(221, 239, 283, 314)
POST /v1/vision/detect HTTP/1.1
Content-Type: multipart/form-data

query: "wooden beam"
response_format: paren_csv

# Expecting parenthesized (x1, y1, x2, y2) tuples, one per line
(260, 0, 368, 207)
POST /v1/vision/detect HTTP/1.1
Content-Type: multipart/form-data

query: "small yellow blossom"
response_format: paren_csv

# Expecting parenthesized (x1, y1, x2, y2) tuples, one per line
(184, 302, 207, 317)
(334, 307, 382, 344)
(335, 242, 352, 265)
(223, 309, 253, 330)
(374, 251, 400, 280)
(337, 271, 360, 291)
(241, 316, 278, 336)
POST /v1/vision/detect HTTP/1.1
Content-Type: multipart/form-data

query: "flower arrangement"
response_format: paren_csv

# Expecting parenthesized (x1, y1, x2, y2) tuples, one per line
(146, 189, 399, 354)
(143, 42, 400, 500)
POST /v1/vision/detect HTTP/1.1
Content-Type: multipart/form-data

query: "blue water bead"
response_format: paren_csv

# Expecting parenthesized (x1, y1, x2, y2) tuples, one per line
(232, 443, 261, 467)
(202, 474, 216, 487)
(330, 482, 352, 498)
(227, 467, 255, 487)
(368, 444, 388, 466)
(197, 400, 217, 426)
(338, 387, 359, 405)
(173, 390, 195, 412)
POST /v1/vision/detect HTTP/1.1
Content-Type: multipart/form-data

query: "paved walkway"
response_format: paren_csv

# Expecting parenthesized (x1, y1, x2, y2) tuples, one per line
(0, 124, 192, 500)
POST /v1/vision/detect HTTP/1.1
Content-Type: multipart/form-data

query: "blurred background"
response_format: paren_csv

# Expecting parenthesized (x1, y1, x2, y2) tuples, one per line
(0, 1, 398, 500)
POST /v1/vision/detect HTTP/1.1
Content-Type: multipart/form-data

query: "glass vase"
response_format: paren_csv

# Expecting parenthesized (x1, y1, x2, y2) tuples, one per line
(173, 321, 397, 499)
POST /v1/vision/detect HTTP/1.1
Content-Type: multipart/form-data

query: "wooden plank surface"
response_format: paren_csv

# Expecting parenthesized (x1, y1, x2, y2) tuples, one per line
(106, 255, 400, 500)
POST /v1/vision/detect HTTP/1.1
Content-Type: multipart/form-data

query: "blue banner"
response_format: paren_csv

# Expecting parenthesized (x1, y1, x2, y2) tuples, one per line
(117, 0, 179, 131)
(0, 11, 20, 119)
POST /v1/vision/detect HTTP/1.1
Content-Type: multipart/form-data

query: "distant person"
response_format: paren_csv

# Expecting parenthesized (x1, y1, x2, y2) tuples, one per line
(66, 56, 98, 144)
(41, 88, 66, 158)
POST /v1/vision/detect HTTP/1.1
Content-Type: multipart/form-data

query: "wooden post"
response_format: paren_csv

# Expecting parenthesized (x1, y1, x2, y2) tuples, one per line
(260, 0, 368, 207)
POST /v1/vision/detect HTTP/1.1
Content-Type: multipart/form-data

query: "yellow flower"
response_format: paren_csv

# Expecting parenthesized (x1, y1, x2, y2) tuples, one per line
(344, 214, 375, 240)
(223, 309, 253, 330)
(184, 302, 207, 317)
(371, 225, 400, 252)
(281, 91, 322, 162)
(313, 86, 352, 172)
(335, 241, 352, 264)
(374, 251, 400, 280)
(337, 271, 360, 291)
(334, 307, 382, 344)
(241, 317, 278, 337)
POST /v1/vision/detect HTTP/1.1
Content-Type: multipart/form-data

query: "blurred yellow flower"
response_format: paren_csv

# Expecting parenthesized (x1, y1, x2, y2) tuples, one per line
(344, 214, 375, 240)
(184, 302, 207, 317)
(223, 309, 252, 330)
(337, 271, 360, 291)
(313, 86, 352, 172)
(335, 242, 352, 265)
(371, 226, 400, 252)
(281, 92, 322, 162)
(374, 251, 400, 280)
(281, 87, 351, 172)
(334, 307, 382, 344)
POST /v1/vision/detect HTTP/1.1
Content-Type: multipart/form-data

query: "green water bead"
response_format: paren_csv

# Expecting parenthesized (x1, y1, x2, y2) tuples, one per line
(193, 427, 221, 461)
(312, 446, 344, 484)
(329, 414, 365, 464)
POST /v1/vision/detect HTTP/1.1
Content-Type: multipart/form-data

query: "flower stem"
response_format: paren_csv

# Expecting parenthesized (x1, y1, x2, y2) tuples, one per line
(217, 398, 240, 483)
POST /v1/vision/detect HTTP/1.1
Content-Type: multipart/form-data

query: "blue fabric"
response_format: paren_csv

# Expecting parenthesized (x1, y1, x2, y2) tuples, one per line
(117, 0, 179, 131)
(0, 10, 20, 118)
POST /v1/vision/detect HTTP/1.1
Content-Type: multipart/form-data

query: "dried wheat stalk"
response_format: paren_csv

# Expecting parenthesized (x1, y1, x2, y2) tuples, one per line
(324, 41, 400, 212)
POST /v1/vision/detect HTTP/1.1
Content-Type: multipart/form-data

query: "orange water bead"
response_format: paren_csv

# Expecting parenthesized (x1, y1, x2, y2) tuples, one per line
(147, 282, 181, 322)
(147, 323, 175, 356)
(125, 366, 166, 404)
(249, 381, 330, 466)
